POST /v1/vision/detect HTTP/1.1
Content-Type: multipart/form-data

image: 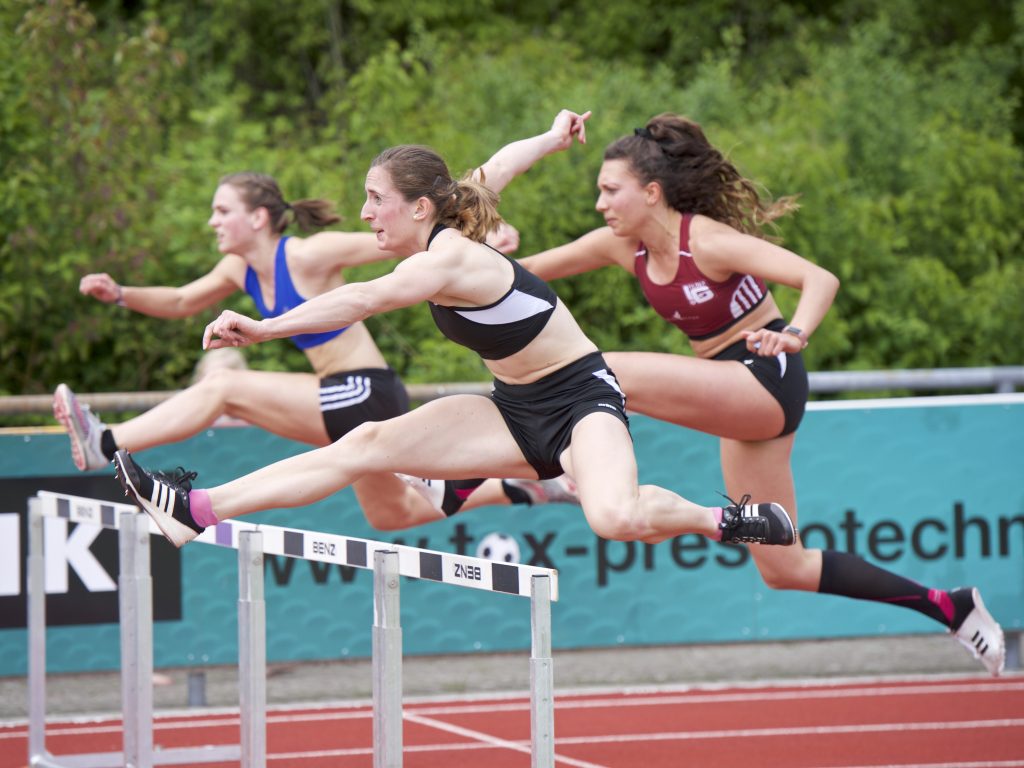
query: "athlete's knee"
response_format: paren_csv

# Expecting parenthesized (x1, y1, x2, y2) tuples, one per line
(583, 497, 645, 541)
(752, 548, 818, 591)
(192, 367, 234, 401)
(362, 507, 409, 531)
(339, 420, 386, 456)
(358, 484, 432, 532)
(758, 568, 800, 591)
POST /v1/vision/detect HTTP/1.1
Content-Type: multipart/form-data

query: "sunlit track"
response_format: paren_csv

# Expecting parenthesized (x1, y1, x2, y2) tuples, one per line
(2, 676, 1021, 767)
(4, 677, 1019, 740)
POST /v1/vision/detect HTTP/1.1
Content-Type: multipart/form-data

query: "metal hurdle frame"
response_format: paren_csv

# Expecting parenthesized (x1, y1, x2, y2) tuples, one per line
(27, 490, 559, 768)
(28, 492, 256, 768)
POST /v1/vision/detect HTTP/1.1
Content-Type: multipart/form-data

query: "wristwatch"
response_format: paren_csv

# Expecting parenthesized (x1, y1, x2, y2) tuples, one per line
(782, 325, 808, 349)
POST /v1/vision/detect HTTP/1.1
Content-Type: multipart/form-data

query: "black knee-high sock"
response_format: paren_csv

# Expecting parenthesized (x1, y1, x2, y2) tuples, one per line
(100, 430, 118, 462)
(818, 550, 971, 629)
(439, 479, 486, 516)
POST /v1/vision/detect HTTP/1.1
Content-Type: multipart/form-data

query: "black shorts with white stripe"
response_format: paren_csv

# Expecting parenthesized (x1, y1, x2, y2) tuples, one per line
(319, 367, 410, 443)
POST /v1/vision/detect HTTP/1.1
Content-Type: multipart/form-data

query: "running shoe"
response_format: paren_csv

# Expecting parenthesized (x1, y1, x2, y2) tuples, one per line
(950, 586, 1005, 676)
(53, 383, 108, 471)
(718, 494, 796, 545)
(114, 449, 202, 547)
(505, 474, 580, 506)
(396, 474, 447, 514)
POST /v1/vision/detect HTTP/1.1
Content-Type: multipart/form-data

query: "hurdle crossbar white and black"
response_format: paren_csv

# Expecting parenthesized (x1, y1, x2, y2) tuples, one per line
(27, 490, 559, 768)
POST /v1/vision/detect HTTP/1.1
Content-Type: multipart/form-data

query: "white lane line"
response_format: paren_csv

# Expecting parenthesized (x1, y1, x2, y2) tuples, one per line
(404, 711, 609, 768)
(551, 718, 1024, 744)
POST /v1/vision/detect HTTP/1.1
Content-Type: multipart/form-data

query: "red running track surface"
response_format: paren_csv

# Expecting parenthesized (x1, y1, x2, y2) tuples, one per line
(2, 675, 1022, 768)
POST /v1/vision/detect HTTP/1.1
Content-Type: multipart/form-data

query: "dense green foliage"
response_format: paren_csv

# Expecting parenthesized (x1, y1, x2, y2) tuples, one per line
(3, 0, 1022, 405)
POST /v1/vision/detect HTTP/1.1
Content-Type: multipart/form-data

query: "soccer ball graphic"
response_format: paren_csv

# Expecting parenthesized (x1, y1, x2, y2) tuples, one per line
(476, 532, 521, 563)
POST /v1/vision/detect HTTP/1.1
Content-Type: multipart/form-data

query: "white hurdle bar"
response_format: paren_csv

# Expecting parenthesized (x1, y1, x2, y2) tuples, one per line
(28, 490, 559, 768)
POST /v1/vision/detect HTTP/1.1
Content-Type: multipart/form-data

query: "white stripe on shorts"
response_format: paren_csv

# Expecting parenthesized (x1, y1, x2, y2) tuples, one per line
(319, 375, 373, 411)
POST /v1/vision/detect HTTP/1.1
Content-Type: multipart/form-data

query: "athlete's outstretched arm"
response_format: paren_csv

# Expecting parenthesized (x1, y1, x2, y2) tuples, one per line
(79, 255, 243, 319)
(202, 252, 450, 350)
(518, 226, 633, 281)
(474, 109, 591, 194)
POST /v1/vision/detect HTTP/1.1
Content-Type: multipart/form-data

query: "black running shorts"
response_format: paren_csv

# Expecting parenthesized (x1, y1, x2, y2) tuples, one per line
(714, 319, 808, 436)
(319, 368, 411, 443)
(490, 351, 630, 479)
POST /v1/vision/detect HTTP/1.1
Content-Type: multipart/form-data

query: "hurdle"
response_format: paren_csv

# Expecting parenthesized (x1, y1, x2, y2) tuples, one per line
(27, 490, 559, 768)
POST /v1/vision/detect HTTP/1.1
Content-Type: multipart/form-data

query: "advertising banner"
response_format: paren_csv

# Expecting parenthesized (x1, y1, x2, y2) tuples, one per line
(0, 395, 1021, 674)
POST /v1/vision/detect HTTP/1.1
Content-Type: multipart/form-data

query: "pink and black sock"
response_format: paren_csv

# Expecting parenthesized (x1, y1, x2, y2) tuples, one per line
(188, 489, 218, 529)
(818, 550, 970, 628)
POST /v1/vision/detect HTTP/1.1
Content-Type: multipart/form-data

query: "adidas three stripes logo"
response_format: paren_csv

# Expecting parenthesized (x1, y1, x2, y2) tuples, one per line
(150, 482, 176, 516)
(970, 630, 989, 656)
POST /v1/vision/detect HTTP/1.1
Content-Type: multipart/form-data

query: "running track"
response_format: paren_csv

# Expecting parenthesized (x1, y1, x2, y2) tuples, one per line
(2, 675, 1022, 767)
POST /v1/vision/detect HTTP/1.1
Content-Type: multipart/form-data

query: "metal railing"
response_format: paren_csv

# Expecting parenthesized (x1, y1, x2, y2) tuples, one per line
(2, 366, 1022, 418)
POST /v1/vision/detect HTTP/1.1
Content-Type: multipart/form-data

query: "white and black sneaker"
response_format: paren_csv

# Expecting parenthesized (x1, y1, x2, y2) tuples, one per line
(53, 383, 109, 471)
(951, 586, 1005, 676)
(114, 449, 202, 547)
(719, 493, 796, 545)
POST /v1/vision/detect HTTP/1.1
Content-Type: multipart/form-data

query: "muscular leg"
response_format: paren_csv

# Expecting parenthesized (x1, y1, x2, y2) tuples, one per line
(201, 395, 538, 523)
(560, 412, 718, 544)
(110, 369, 330, 452)
(723, 402, 968, 630)
(605, 351, 785, 440)
(612, 349, 972, 629)
(109, 372, 556, 526)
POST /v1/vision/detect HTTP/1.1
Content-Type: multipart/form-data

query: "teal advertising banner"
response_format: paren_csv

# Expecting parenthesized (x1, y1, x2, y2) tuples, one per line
(0, 394, 1021, 674)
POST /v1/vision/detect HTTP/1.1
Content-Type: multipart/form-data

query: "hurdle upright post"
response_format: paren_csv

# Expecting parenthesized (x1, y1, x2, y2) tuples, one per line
(238, 530, 267, 768)
(27, 498, 46, 763)
(530, 574, 554, 768)
(372, 549, 402, 768)
(119, 510, 154, 768)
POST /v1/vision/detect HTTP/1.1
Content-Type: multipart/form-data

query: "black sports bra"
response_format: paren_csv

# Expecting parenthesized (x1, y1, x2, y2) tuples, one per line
(426, 225, 557, 360)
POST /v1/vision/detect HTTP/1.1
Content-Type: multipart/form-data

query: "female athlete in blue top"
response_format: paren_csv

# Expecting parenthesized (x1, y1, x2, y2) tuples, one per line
(53, 118, 587, 526)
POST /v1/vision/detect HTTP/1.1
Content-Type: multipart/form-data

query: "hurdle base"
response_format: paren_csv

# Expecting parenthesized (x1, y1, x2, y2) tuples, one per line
(30, 744, 241, 768)
(31, 750, 122, 768)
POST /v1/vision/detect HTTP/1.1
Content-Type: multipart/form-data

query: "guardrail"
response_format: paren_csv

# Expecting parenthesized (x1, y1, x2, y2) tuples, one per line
(3, 366, 1023, 417)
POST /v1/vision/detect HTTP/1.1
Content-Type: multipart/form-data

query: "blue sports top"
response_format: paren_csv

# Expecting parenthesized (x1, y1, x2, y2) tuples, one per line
(426, 225, 557, 360)
(244, 236, 349, 350)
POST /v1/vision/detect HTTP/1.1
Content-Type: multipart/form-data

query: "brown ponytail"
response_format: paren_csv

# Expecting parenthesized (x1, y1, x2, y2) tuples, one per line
(370, 145, 504, 242)
(218, 172, 341, 235)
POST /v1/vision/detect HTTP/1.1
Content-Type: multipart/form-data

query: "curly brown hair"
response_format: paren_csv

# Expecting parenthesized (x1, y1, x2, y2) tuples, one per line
(604, 115, 798, 239)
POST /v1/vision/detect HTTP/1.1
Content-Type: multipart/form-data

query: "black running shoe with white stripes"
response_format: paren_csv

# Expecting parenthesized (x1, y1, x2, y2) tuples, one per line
(718, 493, 796, 546)
(114, 449, 203, 547)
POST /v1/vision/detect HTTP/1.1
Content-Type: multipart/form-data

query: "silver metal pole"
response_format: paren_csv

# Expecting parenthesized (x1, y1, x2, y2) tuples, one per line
(238, 531, 267, 768)
(530, 575, 554, 768)
(119, 512, 153, 768)
(27, 497, 46, 764)
(372, 550, 402, 768)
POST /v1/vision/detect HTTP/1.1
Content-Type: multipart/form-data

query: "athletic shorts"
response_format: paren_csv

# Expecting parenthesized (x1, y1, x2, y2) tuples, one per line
(319, 368, 410, 443)
(714, 319, 808, 436)
(490, 351, 630, 480)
